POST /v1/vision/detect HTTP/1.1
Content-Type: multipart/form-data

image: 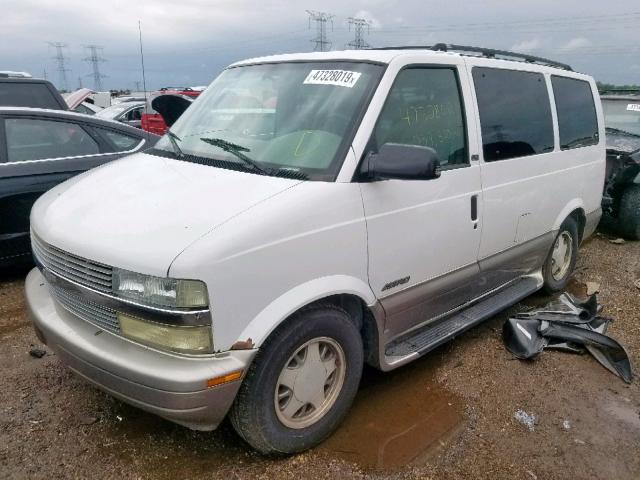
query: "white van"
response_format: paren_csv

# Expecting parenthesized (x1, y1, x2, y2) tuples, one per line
(26, 45, 605, 454)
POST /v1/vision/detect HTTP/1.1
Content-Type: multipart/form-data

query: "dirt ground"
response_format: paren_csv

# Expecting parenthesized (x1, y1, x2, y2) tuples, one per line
(1, 234, 638, 480)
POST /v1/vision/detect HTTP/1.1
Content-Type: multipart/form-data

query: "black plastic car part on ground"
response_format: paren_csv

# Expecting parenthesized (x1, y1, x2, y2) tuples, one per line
(600, 91, 640, 239)
(0, 107, 159, 266)
(503, 293, 633, 383)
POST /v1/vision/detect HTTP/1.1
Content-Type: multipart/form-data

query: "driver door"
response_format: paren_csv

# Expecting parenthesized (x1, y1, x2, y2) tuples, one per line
(359, 65, 483, 339)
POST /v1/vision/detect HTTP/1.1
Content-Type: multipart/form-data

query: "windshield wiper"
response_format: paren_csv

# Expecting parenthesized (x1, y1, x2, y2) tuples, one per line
(199, 137, 268, 175)
(166, 129, 185, 158)
(606, 127, 640, 138)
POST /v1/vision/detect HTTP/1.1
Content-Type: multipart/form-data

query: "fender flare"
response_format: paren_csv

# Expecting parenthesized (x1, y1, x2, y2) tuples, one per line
(552, 198, 585, 232)
(235, 275, 377, 348)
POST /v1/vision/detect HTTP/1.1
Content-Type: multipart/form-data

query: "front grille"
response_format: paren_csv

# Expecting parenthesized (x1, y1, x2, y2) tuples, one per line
(32, 234, 113, 293)
(49, 283, 121, 334)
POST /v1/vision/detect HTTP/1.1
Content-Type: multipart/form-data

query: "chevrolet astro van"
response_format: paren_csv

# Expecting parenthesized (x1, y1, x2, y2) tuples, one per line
(26, 45, 605, 454)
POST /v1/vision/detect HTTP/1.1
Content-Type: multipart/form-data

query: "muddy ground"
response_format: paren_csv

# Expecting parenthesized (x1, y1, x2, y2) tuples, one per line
(1, 234, 639, 480)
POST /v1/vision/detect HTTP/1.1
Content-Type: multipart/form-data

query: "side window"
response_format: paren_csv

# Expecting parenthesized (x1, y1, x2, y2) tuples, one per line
(473, 68, 554, 161)
(131, 107, 143, 121)
(551, 76, 599, 149)
(5, 118, 100, 162)
(372, 67, 468, 168)
(99, 128, 142, 152)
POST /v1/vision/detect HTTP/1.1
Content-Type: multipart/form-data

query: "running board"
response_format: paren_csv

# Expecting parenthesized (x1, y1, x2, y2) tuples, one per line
(383, 277, 539, 369)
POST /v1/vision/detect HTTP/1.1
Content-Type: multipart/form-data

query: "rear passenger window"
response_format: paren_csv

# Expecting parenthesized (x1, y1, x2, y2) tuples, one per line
(551, 76, 599, 149)
(473, 68, 554, 161)
(372, 67, 467, 168)
(5, 118, 100, 162)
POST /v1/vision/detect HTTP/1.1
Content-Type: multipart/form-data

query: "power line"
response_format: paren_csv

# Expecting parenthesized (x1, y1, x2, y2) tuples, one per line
(307, 10, 334, 51)
(346, 17, 371, 50)
(83, 44, 107, 91)
(48, 42, 70, 91)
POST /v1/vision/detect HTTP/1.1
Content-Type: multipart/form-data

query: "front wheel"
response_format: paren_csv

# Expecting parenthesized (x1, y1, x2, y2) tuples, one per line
(542, 216, 579, 294)
(229, 305, 363, 454)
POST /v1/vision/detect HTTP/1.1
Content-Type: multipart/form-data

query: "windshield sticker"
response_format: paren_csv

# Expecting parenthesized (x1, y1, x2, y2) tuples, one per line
(627, 104, 640, 112)
(303, 70, 361, 88)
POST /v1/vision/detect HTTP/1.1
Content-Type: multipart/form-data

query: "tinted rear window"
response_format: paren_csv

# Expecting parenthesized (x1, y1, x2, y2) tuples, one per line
(551, 76, 599, 149)
(473, 67, 554, 161)
(0, 82, 62, 109)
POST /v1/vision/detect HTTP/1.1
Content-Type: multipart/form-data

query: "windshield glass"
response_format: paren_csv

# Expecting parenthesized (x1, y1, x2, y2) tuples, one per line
(153, 61, 383, 180)
(602, 99, 640, 136)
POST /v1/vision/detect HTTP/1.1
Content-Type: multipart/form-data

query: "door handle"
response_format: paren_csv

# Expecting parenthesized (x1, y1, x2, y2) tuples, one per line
(470, 195, 478, 229)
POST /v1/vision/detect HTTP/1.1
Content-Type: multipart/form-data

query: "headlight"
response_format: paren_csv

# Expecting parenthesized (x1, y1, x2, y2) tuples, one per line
(118, 313, 213, 354)
(112, 268, 208, 308)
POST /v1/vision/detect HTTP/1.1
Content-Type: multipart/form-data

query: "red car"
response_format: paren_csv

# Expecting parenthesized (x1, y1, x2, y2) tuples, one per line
(141, 87, 203, 135)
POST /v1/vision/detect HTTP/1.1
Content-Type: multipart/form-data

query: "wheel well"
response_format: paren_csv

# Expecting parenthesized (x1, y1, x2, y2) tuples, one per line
(302, 294, 381, 368)
(569, 208, 586, 243)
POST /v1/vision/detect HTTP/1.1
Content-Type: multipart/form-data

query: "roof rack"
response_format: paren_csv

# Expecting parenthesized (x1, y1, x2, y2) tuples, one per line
(372, 43, 572, 71)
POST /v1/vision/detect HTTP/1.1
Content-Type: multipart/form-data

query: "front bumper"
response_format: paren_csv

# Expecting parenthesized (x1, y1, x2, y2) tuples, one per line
(25, 268, 256, 431)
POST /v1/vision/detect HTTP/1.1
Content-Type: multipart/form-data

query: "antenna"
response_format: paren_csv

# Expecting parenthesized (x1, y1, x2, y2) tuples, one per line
(346, 17, 371, 50)
(306, 10, 334, 52)
(138, 20, 150, 140)
(48, 42, 70, 91)
(83, 44, 107, 91)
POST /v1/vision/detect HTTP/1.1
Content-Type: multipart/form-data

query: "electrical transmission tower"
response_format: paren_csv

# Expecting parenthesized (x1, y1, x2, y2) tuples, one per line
(77, 76, 83, 89)
(347, 17, 371, 50)
(83, 45, 107, 91)
(48, 42, 70, 91)
(307, 10, 334, 51)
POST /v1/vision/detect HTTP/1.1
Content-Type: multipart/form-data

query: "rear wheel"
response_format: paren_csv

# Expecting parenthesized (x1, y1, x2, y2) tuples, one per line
(229, 305, 363, 454)
(542, 216, 579, 294)
(617, 185, 640, 240)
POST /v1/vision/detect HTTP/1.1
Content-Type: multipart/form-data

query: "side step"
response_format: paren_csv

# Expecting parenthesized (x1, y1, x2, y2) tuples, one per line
(384, 277, 539, 367)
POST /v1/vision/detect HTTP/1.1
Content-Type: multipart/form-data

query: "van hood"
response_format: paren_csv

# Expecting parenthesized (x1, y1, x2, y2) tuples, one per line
(31, 152, 302, 277)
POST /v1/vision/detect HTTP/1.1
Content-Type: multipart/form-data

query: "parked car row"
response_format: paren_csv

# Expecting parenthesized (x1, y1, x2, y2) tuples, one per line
(0, 99, 158, 265)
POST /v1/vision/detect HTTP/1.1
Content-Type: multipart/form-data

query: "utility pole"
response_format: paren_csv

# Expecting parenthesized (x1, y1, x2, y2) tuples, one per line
(48, 42, 70, 91)
(83, 44, 107, 91)
(307, 10, 334, 52)
(347, 17, 371, 50)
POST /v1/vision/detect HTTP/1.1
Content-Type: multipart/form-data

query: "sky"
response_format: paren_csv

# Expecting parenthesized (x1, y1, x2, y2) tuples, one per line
(1, 0, 639, 91)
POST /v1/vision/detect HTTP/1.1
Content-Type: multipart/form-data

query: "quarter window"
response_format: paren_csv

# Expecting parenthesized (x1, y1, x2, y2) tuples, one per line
(473, 68, 554, 161)
(100, 129, 141, 152)
(372, 67, 468, 168)
(551, 76, 599, 149)
(5, 118, 100, 162)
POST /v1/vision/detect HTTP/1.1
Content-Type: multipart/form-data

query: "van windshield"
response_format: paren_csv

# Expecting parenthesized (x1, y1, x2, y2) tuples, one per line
(152, 61, 383, 180)
(602, 99, 640, 137)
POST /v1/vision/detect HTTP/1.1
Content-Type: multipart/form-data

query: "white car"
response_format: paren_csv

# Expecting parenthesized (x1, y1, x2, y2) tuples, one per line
(26, 44, 605, 454)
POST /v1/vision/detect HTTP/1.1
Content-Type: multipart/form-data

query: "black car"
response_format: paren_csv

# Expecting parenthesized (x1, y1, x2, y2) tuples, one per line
(0, 107, 159, 266)
(0, 77, 67, 110)
(601, 90, 640, 239)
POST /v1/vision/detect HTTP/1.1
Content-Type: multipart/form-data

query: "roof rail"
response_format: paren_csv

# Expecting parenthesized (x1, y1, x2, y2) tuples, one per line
(372, 43, 572, 71)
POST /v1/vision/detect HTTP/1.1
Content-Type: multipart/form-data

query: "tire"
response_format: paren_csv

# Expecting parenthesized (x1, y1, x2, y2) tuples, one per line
(229, 304, 363, 454)
(542, 216, 579, 294)
(617, 185, 640, 240)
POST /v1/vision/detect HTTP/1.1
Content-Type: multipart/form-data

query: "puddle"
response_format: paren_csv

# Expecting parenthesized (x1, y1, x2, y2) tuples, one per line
(605, 399, 640, 431)
(320, 356, 465, 471)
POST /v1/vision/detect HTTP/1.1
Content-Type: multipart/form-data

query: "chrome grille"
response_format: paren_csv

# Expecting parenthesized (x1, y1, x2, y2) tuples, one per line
(49, 283, 120, 334)
(32, 234, 113, 293)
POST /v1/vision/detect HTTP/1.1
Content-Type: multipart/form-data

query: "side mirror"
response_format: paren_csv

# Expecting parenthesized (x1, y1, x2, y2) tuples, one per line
(359, 143, 442, 181)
